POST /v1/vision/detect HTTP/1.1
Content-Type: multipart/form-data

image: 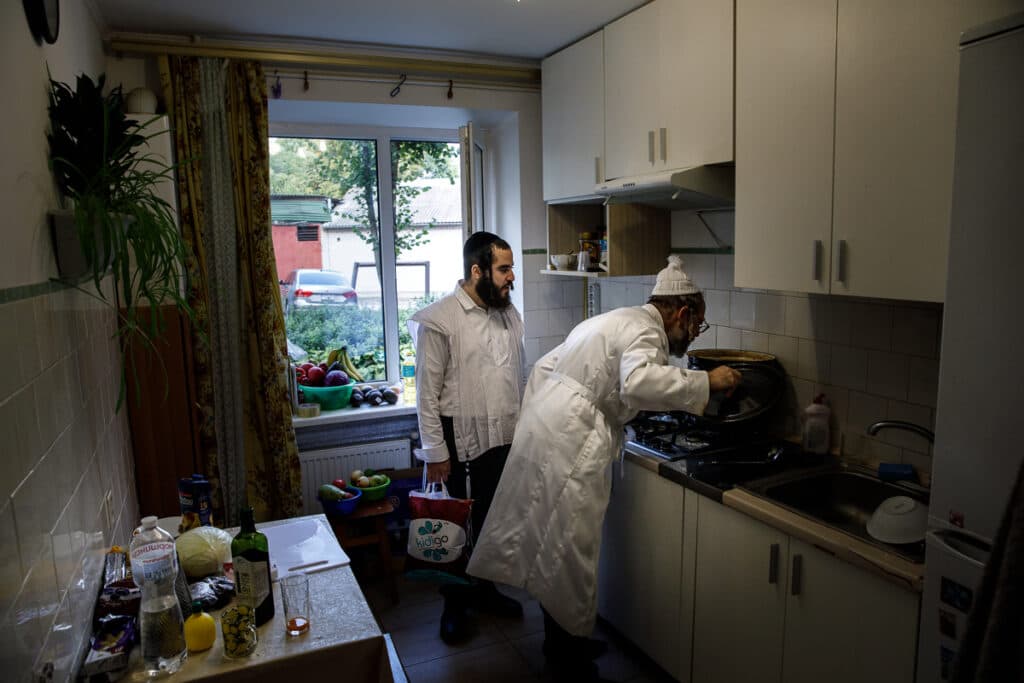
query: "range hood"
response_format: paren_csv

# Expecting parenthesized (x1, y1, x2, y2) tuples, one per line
(595, 164, 734, 210)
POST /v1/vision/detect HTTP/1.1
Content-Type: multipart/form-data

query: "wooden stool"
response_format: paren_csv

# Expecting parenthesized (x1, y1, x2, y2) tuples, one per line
(327, 496, 399, 604)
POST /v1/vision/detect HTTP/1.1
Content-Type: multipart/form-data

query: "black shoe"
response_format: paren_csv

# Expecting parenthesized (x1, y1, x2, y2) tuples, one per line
(474, 582, 523, 619)
(439, 602, 473, 645)
(542, 636, 609, 661)
(544, 655, 612, 682)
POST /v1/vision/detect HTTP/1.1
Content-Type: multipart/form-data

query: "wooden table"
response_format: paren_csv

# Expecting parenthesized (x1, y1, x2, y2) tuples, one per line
(326, 497, 399, 604)
(125, 516, 393, 682)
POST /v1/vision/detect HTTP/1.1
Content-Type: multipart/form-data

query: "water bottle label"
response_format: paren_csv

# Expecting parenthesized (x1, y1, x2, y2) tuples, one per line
(401, 363, 415, 379)
(234, 557, 270, 605)
(131, 541, 177, 583)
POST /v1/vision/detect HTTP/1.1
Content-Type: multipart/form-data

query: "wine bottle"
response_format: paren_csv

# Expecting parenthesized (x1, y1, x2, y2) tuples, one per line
(231, 507, 275, 626)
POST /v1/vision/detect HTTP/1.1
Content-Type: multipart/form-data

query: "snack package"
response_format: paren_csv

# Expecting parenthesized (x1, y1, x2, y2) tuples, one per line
(81, 614, 136, 676)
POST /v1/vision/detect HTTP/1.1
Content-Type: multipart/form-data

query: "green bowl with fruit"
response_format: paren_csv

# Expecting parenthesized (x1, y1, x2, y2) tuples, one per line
(300, 383, 354, 411)
(353, 471, 391, 501)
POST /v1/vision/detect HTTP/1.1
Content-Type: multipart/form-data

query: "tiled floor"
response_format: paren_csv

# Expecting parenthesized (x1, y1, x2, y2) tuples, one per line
(359, 570, 677, 683)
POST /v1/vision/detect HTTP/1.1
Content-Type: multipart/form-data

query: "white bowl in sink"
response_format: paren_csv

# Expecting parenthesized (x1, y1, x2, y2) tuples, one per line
(866, 495, 928, 544)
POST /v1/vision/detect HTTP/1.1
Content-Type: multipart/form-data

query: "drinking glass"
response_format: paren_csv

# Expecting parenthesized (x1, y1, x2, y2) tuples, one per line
(280, 574, 311, 636)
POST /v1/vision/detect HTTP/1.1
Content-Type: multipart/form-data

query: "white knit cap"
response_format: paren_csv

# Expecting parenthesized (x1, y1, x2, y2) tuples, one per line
(651, 255, 701, 296)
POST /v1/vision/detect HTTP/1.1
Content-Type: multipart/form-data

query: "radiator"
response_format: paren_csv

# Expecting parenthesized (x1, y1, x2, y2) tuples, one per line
(299, 439, 412, 515)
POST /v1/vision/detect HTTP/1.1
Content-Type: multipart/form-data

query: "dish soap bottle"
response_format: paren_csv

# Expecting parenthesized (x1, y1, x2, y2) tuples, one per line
(802, 394, 831, 455)
(232, 507, 275, 626)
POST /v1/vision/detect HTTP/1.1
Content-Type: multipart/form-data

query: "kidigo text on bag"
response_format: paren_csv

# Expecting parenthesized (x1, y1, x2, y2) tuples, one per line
(404, 471, 473, 585)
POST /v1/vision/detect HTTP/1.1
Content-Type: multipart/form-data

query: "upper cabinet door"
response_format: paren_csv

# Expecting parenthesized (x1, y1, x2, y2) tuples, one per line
(657, 0, 734, 170)
(603, 2, 661, 180)
(734, 0, 837, 294)
(542, 31, 605, 201)
(831, 0, 1019, 301)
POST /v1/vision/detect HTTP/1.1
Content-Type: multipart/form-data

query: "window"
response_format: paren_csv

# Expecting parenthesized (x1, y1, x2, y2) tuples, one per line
(270, 130, 471, 386)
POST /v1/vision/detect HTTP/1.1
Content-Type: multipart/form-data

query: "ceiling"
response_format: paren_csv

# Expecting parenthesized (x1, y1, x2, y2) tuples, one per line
(92, 0, 649, 60)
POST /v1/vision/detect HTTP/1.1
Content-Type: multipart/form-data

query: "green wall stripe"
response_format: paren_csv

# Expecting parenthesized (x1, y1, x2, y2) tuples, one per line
(0, 278, 76, 305)
(522, 248, 548, 255)
(670, 246, 734, 255)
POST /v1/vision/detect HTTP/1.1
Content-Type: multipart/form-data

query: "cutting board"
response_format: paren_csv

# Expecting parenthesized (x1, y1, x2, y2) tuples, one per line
(259, 515, 350, 580)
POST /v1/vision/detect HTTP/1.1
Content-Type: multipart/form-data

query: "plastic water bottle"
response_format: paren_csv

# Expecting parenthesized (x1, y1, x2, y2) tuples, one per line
(401, 353, 416, 405)
(130, 516, 187, 676)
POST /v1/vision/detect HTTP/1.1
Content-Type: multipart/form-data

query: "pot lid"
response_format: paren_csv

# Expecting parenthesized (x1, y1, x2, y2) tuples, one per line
(700, 362, 784, 424)
(688, 349, 777, 364)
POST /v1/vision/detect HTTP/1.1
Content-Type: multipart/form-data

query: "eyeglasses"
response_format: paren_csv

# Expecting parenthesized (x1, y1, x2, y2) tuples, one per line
(695, 320, 710, 335)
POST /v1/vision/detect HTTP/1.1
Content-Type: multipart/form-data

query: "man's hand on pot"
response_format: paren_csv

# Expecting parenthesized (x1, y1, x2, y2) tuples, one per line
(708, 366, 742, 395)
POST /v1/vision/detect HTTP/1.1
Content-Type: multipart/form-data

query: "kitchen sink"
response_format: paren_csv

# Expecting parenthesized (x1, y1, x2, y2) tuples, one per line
(744, 467, 928, 563)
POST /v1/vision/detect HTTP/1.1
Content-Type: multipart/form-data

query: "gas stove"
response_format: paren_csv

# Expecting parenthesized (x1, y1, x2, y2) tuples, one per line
(625, 412, 750, 461)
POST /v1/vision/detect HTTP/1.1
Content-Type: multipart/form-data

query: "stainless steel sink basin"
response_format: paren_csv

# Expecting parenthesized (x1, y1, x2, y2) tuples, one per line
(744, 467, 928, 563)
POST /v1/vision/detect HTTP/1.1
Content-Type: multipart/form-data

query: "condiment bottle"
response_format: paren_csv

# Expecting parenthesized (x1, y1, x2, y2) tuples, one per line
(802, 394, 831, 454)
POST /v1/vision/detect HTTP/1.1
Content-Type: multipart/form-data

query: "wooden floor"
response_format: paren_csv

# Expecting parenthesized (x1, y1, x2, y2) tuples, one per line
(359, 569, 677, 683)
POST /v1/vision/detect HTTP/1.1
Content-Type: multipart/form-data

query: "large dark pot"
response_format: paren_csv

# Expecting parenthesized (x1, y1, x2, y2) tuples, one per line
(681, 349, 785, 429)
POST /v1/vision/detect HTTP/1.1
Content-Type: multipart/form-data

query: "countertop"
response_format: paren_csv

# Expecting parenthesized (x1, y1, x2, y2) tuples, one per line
(622, 450, 925, 593)
(126, 516, 393, 682)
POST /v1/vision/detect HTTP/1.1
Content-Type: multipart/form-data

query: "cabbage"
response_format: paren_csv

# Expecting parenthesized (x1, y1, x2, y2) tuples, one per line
(176, 526, 234, 579)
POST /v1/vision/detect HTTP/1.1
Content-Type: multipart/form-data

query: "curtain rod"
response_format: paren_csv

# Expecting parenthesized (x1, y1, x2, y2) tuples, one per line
(107, 35, 541, 90)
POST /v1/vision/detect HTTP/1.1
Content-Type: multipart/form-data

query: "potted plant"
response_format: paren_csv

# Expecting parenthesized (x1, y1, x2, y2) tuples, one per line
(47, 72, 195, 403)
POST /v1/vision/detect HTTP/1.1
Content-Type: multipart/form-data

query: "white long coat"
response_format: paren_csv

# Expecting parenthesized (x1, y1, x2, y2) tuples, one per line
(467, 304, 710, 635)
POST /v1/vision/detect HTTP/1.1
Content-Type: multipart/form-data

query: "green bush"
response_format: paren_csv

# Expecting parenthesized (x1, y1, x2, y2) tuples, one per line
(285, 295, 439, 379)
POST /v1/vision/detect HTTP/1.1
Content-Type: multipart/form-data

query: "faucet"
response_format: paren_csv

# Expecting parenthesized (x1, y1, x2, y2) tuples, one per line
(866, 420, 934, 443)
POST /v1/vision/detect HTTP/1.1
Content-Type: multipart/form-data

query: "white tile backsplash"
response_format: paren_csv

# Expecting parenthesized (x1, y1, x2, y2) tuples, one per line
(730, 291, 756, 329)
(755, 294, 786, 335)
(768, 335, 800, 376)
(866, 350, 909, 401)
(704, 289, 730, 326)
(849, 302, 893, 351)
(717, 326, 742, 349)
(0, 284, 134, 678)
(741, 330, 770, 353)
(892, 306, 941, 358)
(829, 345, 868, 392)
(797, 339, 831, 384)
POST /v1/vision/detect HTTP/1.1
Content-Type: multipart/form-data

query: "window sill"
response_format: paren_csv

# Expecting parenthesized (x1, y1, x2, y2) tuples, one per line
(292, 403, 417, 428)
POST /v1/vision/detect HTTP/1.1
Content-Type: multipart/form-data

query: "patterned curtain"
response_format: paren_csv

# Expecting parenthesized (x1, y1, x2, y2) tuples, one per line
(160, 56, 302, 524)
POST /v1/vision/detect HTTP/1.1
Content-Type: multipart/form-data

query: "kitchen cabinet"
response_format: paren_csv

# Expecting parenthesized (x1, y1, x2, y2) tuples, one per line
(598, 458, 696, 681)
(603, 0, 733, 181)
(734, 0, 1016, 301)
(692, 496, 919, 683)
(542, 31, 604, 201)
(545, 201, 670, 278)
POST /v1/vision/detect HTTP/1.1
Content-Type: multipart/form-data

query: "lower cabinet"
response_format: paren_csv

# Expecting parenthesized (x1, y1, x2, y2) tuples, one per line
(598, 458, 693, 681)
(692, 496, 920, 683)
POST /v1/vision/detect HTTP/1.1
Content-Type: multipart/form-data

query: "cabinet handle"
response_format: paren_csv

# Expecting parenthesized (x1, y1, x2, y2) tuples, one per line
(659, 128, 667, 162)
(812, 240, 822, 280)
(595, 156, 602, 183)
(768, 543, 780, 584)
(834, 239, 847, 284)
(648, 130, 656, 164)
(791, 553, 803, 596)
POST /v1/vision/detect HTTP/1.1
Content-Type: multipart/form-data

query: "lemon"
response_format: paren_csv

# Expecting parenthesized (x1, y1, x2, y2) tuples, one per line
(184, 609, 217, 653)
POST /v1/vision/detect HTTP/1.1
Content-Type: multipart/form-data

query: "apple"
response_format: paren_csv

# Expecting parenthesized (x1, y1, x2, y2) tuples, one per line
(357, 476, 371, 488)
(350, 469, 364, 482)
(332, 478, 347, 489)
(300, 362, 314, 373)
(306, 366, 326, 386)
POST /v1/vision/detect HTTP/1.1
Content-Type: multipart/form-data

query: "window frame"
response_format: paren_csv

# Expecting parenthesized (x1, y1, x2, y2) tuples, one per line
(269, 122, 464, 386)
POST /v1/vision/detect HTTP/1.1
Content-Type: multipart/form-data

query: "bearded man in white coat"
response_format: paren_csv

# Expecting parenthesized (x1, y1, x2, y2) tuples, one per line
(467, 255, 740, 681)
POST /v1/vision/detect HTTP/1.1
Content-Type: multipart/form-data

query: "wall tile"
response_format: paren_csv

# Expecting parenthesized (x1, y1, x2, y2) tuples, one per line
(881, 400, 934, 451)
(817, 385, 851, 434)
(682, 254, 716, 291)
(626, 283, 649, 305)
(791, 378, 816, 417)
(563, 281, 585, 309)
(768, 335, 799, 376)
(15, 300, 42, 385)
(849, 302, 893, 351)
(908, 356, 940, 407)
(548, 308, 573, 337)
(847, 391, 888, 435)
(715, 254, 734, 290)
(525, 309, 549, 338)
(688, 327, 717, 351)
(892, 306, 941, 358)
(866, 350, 909, 401)
(14, 384, 43, 481)
(900, 450, 933, 483)
(785, 297, 814, 339)
(0, 502, 21, 619)
(797, 339, 830, 384)
(704, 289, 729, 326)
(824, 299, 852, 345)
(844, 433, 901, 465)
(730, 291, 755, 329)
(0, 303, 22, 399)
(717, 326, 742, 349)
(33, 296, 59, 375)
(741, 331, 770, 353)
(755, 294, 786, 335)
(524, 338, 542, 367)
(829, 345, 868, 392)
(10, 576, 43, 675)
(523, 281, 540, 311)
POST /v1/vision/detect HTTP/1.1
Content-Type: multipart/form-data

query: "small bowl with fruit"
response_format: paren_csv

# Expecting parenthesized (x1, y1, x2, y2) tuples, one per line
(317, 480, 362, 516)
(295, 359, 355, 410)
(350, 469, 391, 501)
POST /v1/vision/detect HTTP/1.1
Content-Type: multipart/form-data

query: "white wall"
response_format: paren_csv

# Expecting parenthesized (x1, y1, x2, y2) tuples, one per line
(0, 4, 140, 678)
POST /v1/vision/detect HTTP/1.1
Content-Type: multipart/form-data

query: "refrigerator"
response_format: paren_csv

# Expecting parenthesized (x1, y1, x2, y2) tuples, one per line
(917, 13, 1024, 683)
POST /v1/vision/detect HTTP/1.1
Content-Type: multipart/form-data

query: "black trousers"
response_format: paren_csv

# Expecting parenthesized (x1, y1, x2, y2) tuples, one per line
(439, 415, 510, 545)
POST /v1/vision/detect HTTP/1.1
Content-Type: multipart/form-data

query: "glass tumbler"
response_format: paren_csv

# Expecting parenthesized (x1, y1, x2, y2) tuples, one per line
(280, 574, 311, 636)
